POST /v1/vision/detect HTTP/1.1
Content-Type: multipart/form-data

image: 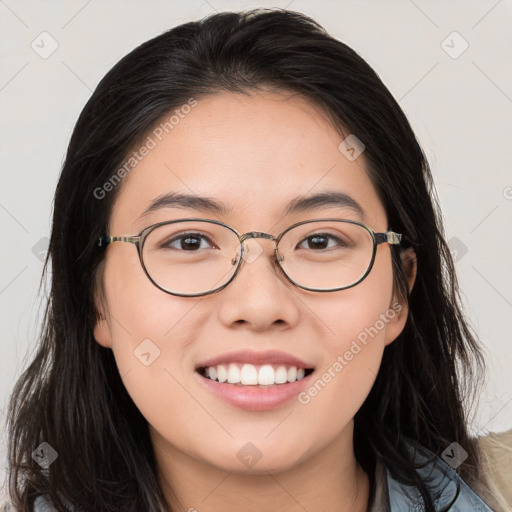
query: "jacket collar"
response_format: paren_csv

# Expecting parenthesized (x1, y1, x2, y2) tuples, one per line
(368, 442, 495, 511)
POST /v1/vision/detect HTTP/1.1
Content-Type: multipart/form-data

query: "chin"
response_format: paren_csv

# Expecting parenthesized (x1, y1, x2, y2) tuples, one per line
(203, 442, 307, 475)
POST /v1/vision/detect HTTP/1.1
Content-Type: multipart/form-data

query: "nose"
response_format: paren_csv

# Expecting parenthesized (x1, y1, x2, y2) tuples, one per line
(217, 234, 300, 331)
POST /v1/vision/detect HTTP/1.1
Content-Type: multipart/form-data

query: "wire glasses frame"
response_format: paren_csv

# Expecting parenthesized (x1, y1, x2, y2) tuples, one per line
(98, 218, 402, 297)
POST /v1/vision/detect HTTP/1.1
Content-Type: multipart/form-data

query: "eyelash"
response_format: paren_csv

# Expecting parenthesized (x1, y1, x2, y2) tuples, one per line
(162, 233, 216, 250)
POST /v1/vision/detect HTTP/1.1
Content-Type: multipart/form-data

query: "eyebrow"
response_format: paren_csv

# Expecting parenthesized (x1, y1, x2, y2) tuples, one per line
(283, 191, 365, 218)
(136, 190, 366, 223)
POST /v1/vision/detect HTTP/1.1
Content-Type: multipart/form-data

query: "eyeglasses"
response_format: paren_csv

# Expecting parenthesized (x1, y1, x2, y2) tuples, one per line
(98, 218, 402, 297)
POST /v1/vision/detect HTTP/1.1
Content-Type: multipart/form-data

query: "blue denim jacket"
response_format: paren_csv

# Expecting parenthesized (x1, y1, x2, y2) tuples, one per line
(33, 445, 496, 511)
(369, 444, 496, 511)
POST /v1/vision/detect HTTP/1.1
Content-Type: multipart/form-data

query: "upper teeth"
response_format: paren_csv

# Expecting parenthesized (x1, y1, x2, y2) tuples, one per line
(204, 363, 307, 385)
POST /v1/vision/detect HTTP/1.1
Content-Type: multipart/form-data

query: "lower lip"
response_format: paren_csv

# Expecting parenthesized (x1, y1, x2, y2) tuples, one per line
(195, 370, 315, 411)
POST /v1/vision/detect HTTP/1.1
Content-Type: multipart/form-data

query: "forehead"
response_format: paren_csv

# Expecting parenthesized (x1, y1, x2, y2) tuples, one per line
(109, 91, 386, 232)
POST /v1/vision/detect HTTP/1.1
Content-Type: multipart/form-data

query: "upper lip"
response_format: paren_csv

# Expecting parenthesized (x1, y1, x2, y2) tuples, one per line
(195, 350, 315, 370)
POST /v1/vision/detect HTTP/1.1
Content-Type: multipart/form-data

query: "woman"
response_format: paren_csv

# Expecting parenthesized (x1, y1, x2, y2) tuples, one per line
(6, 8, 506, 511)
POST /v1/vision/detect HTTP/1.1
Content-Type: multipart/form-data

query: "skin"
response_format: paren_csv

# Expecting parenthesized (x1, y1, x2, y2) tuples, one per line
(94, 90, 416, 512)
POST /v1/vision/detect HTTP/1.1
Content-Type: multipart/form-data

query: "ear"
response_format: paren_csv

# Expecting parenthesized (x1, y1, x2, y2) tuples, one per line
(93, 307, 113, 348)
(384, 247, 417, 346)
(401, 247, 417, 294)
(93, 268, 113, 348)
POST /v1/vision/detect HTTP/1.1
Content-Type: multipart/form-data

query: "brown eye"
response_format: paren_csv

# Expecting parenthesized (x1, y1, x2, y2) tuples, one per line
(297, 233, 350, 251)
(160, 233, 216, 251)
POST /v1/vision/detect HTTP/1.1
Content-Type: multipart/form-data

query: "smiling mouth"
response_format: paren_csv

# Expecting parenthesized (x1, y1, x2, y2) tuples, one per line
(196, 363, 315, 387)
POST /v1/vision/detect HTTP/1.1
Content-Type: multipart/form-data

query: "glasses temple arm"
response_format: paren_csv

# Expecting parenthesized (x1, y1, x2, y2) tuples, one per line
(98, 235, 141, 247)
(375, 232, 402, 245)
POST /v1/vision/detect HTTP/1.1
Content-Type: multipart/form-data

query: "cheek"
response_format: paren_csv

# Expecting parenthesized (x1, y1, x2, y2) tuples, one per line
(309, 247, 396, 346)
(299, 249, 396, 415)
(100, 252, 209, 424)
(102, 247, 204, 349)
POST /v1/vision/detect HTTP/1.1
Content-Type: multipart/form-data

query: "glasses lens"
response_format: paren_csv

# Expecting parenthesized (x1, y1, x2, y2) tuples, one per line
(278, 220, 374, 290)
(141, 221, 240, 295)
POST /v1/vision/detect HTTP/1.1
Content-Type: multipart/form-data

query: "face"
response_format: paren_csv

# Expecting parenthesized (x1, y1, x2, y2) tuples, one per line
(94, 90, 413, 476)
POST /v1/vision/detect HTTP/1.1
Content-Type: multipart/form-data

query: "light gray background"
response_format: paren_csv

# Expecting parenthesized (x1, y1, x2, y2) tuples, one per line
(1, 0, 511, 500)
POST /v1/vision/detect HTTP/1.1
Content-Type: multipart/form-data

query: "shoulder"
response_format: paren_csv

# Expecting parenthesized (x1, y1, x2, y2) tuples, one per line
(477, 430, 512, 511)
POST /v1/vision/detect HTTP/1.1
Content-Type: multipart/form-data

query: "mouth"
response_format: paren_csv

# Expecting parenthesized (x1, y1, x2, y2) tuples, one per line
(194, 362, 316, 411)
(195, 363, 315, 387)
(193, 350, 317, 410)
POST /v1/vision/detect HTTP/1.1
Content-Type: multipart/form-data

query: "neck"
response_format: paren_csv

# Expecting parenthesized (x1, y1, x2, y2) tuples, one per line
(152, 423, 370, 512)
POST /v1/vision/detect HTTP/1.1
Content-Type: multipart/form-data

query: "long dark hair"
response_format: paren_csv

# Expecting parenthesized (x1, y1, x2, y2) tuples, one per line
(7, 9, 488, 511)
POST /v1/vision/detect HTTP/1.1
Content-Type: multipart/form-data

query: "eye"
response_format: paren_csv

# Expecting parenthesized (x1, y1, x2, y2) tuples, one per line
(163, 232, 216, 251)
(297, 233, 350, 251)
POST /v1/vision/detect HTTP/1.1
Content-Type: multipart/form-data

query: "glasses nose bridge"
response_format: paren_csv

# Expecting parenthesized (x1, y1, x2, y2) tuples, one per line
(238, 231, 281, 261)
(239, 231, 277, 243)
